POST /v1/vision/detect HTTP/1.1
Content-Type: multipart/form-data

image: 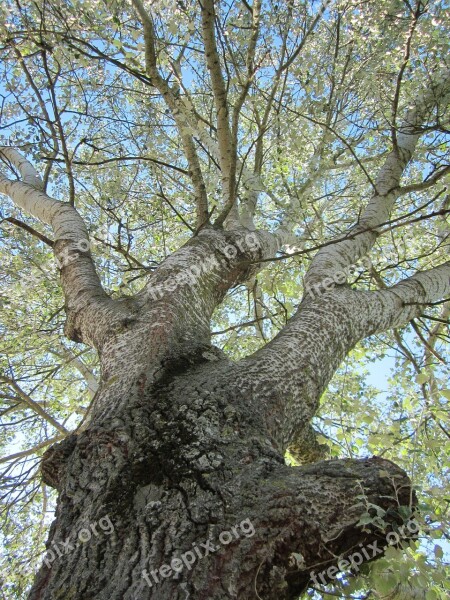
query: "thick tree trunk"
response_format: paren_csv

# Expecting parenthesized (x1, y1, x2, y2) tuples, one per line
(31, 347, 414, 600)
(2, 54, 449, 600)
(0, 46, 447, 600)
(19, 218, 432, 600)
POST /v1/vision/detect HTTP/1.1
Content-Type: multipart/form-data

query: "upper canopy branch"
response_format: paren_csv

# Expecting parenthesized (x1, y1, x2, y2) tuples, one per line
(200, 0, 237, 226)
(305, 69, 450, 288)
(132, 0, 276, 230)
(240, 1, 331, 231)
(131, 0, 209, 228)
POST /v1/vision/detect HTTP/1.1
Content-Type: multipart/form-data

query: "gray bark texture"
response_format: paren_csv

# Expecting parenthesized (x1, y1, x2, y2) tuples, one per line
(27, 225, 424, 600)
(33, 357, 414, 600)
(2, 70, 449, 596)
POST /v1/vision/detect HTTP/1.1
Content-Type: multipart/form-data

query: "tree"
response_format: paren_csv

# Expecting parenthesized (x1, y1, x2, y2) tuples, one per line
(0, 0, 449, 598)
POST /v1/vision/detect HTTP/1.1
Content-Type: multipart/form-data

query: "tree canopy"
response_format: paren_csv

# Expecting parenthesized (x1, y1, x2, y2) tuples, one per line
(0, 0, 449, 598)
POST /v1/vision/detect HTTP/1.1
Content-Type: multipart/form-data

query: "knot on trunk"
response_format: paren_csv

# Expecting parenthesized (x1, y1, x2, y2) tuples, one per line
(41, 434, 77, 489)
(287, 423, 329, 464)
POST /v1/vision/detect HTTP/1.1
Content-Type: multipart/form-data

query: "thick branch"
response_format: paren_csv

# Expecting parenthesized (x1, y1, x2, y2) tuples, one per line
(0, 147, 112, 346)
(137, 226, 281, 313)
(364, 261, 450, 331)
(219, 457, 415, 600)
(237, 262, 450, 451)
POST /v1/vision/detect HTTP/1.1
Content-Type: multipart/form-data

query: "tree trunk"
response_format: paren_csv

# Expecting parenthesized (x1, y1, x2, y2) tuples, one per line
(0, 151, 430, 600)
(1, 36, 449, 600)
(20, 222, 429, 600)
(31, 340, 414, 600)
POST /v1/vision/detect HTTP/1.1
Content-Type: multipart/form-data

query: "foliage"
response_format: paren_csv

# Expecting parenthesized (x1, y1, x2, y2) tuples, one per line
(0, 0, 449, 597)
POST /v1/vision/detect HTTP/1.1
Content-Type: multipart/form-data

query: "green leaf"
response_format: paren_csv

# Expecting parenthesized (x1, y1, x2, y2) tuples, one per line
(374, 573, 397, 595)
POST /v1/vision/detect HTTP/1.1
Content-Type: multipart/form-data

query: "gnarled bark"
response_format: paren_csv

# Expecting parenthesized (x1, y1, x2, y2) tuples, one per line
(1, 35, 448, 600)
(33, 350, 415, 600)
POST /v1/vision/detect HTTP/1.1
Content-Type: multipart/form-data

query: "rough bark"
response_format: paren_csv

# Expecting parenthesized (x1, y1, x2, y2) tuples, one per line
(29, 238, 439, 599)
(1, 60, 449, 599)
(33, 354, 414, 600)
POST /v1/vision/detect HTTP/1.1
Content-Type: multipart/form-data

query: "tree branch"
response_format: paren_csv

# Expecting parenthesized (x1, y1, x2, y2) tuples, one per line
(131, 0, 209, 228)
(397, 165, 450, 196)
(304, 69, 450, 288)
(0, 147, 112, 346)
(366, 261, 450, 331)
(1, 215, 54, 247)
(391, 2, 423, 150)
(236, 260, 449, 452)
(200, 0, 237, 226)
(48, 343, 99, 399)
(0, 434, 65, 465)
(0, 375, 69, 434)
(279, 0, 332, 74)
(229, 457, 414, 599)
